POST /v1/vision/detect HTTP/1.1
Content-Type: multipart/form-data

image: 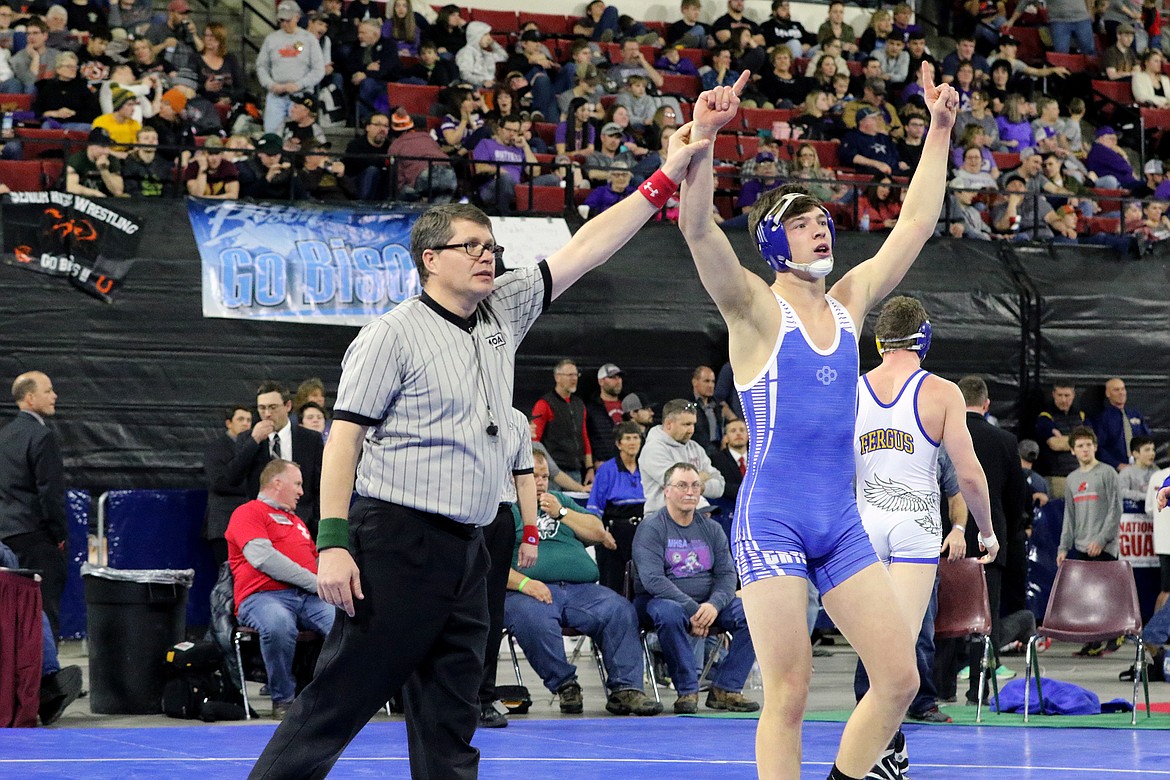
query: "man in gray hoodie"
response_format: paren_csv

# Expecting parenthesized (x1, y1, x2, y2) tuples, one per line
(456, 21, 507, 89)
(639, 398, 725, 514)
(256, 1, 325, 133)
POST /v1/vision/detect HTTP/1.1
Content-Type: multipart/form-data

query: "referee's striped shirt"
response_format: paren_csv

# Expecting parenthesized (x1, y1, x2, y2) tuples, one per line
(333, 261, 551, 526)
(498, 407, 535, 505)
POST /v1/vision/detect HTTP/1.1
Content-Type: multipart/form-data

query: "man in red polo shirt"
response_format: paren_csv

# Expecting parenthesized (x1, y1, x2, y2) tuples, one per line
(226, 459, 335, 719)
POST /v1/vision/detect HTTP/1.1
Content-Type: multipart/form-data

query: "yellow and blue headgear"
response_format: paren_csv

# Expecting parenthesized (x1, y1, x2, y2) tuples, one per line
(876, 320, 932, 361)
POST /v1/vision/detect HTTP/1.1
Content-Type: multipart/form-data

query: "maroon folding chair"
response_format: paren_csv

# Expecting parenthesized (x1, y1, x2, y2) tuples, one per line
(935, 557, 1001, 722)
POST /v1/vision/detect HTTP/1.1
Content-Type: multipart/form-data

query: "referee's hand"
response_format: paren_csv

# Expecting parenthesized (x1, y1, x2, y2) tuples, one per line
(318, 548, 364, 617)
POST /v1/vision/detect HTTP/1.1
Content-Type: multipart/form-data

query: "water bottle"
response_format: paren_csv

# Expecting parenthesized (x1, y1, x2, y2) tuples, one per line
(859, 212, 870, 232)
(1161, 653, 1170, 682)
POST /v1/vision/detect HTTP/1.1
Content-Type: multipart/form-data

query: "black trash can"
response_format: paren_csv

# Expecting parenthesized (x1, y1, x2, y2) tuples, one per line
(82, 565, 192, 714)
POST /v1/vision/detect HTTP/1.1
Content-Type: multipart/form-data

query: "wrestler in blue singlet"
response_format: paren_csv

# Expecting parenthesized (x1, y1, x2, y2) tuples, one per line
(732, 292, 878, 592)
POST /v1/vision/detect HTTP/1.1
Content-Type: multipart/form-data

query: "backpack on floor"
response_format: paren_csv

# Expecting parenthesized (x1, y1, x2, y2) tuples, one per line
(496, 684, 532, 715)
(161, 641, 247, 721)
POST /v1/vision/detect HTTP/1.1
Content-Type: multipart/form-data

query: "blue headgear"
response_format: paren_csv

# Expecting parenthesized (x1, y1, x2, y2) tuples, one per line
(755, 192, 837, 274)
(876, 320, 932, 362)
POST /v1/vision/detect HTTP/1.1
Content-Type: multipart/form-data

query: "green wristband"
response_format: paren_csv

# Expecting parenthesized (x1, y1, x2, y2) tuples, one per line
(316, 516, 350, 552)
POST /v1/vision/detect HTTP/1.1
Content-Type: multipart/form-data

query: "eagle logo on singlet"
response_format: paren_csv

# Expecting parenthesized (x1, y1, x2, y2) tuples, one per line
(862, 476, 941, 535)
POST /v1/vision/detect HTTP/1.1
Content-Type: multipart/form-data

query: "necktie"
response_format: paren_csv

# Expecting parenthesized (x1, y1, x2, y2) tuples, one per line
(1122, 409, 1133, 453)
(272, 434, 282, 459)
(738, 456, 746, 477)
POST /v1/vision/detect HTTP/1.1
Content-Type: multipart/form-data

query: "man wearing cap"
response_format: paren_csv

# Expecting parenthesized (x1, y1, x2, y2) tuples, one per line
(843, 104, 907, 176)
(386, 111, 457, 202)
(472, 113, 559, 215)
(586, 364, 626, 465)
(992, 173, 1062, 239)
(66, 128, 124, 198)
(283, 93, 327, 149)
(11, 18, 59, 95)
(297, 139, 348, 200)
(256, 1, 325, 133)
(556, 63, 604, 118)
(1005, 149, 1047, 193)
(584, 123, 638, 184)
(238, 133, 300, 200)
(843, 77, 904, 137)
(341, 18, 401, 127)
(993, 34, 1072, 83)
(1087, 125, 1142, 190)
(1103, 24, 1141, 79)
(623, 393, 656, 434)
(583, 162, 635, 218)
(146, 0, 202, 77)
(184, 136, 240, 199)
(91, 86, 143, 150)
(505, 29, 559, 121)
(1134, 158, 1166, 198)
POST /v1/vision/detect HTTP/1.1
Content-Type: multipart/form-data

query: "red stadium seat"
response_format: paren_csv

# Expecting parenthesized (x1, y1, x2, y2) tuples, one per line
(0, 93, 31, 113)
(803, 139, 839, 169)
(40, 158, 63, 188)
(660, 73, 700, 100)
(389, 83, 441, 116)
(469, 8, 518, 33)
(518, 12, 573, 36)
(677, 48, 705, 68)
(713, 134, 744, 161)
(642, 20, 667, 38)
(992, 151, 1021, 170)
(15, 128, 85, 159)
(824, 201, 854, 230)
(1008, 26, 1045, 64)
(1045, 52, 1089, 73)
(1092, 79, 1135, 106)
(1085, 216, 1121, 235)
(516, 184, 566, 214)
(741, 107, 798, 131)
(0, 159, 44, 191)
(846, 60, 862, 77)
(532, 121, 557, 148)
(1090, 187, 1127, 213)
(491, 33, 510, 48)
(835, 170, 874, 183)
(601, 42, 621, 63)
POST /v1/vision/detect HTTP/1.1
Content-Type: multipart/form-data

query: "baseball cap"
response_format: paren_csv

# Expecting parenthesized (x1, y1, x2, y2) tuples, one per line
(294, 93, 318, 114)
(998, 34, 1020, 46)
(306, 139, 333, 153)
(87, 127, 113, 145)
(755, 151, 776, 163)
(601, 122, 623, 136)
(1095, 125, 1117, 138)
(597, 363, 623, 380)
(1146, 159, 1165, 175)
(1118, 22, 1136, 34)
(520, 29, 542, 42)
(1004, 173, 1026, 186)
(856, 105, 880, 121)
(276, 0, 300, 20)
(391, 109, 413, 131)
(1018, 439, 1040, 461)
(621, 392, 652, 414)
(167, 0, 190, 13)
(255, 133, 283, 154)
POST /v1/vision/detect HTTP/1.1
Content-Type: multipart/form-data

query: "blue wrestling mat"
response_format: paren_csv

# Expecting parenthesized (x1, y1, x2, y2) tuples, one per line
(2, 717, 1167, 778)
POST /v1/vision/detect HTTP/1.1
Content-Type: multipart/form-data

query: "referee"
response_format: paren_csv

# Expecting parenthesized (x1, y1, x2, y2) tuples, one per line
(248, 110, 724, 779)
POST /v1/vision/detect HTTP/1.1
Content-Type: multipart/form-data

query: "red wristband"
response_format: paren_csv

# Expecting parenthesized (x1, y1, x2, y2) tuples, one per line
(638, 169, 679, 209)
(522, 525, 539, 546)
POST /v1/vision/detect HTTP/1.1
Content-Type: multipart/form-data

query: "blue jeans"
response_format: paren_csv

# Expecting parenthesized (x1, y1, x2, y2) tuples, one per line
(504, 581, 645, 693)
(263, 91, 292, 133)
(238, 588, 336, 704)
(1050, 19, 1097, 54)
(854, 570, 940, 716)
(42, 612, 59, 676)
(588, 6, 621, 41)
(357, 77, 388, 124)
(1144, 600, 1170, 646)
(526, 68, 558, 122)
(635, 595, 756, 695)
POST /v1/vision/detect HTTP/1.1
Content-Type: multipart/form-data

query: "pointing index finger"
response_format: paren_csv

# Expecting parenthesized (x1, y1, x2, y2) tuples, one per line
(732, 69, 751, 96)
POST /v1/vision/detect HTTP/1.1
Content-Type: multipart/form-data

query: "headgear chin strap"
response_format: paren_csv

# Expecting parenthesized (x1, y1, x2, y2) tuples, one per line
(755, 192, 837, 275)
(875, 320, 932, 361)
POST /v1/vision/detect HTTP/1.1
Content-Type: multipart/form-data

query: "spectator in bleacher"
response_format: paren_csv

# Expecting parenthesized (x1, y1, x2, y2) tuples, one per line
(386, 111, 456, 202)
(848, 55, 882, 96)
(761, 0, 811, 58)
(1086, 125, 1142, 189)
(296, 140, 348, 201)
(947, 59, 976, 111)
(702, 46, 748, 97)
(756, 46, 807, 108)
(603, 104, 648, 155)
(842, 77, 903, 137)
(256, 1, 324, 133)
(1132, 158, 1165, 197)
(667, 0, 709, 49)
(92, 86, 142, 148)
(145, 88, 195, 166)
(951, 143, 999, 189)
(224, 133, 252, 164)
(942, 36, 989, 83)
(728, 26, 768, 81)
(66, 127, 123, 197)
(341, 18, 400, 125)
(816, 0, 857, 55)
(485, 85, 516, 124)
(385, 0, 421, 57)
(640, 104, 678, 156)
(985, 58, 1010, 110)
(430, 4, 466, 58)
(403, 39, 457, 87)
(953, 89, 1000, 148)
(556, 62, 603, 118)
(573, 0, 622, 42)
(788, 141, 848, 201)
(0, 4, 23, 54)
(437, 87, 483, 156)
(1042, 153, 1095, 205)
(890, 3, 921, 41)
(806, 37, 848, 80)
(129, 36, 174, 85)
(809, 51, 839, 92)
(1132, 48, 1170, 106)
(42, 6, 73, 52)
(582, 160, 634, 218)
(876, 32, 910, 89)
(283, 93, 326, 149)
(857, 174, 902, 230)
(557, 96, 598, 157)
(473, 113, 559, 215)
(857, 8, 893, 56)
(1103, 23, 1141, 78)
(939, 185, 994, 239)
(341, 112, 389, 199)
(655, 43, 700, 77)
(65, 1, 104, 37)
(183, 136, 239, 198)
(144, 0, 202, 80)
(1008, 149, 1049, 193)
(844, 104, 908, 176)
(609, 37, 666, 92)
(897, 111, 928, 169)
(455, 20, 505, 89)
(344, 0, 384, 25)
(791, 89, 838, 140)
(238, 132, 300, 200)
(996, 92, 1036, 152)
(991, 173, 1059, 239)
(1103, 0, 1147, 50)
(108, 0, 151, 39)
(34, 51, 97, 129)
(957, 0, 1009, 54)
(712, 0, 764, 48)
(952, 124, 998, 171)
(553, 39, 592, 93)
(197, 22, 244, 109)
(616, 73, 657, 129)
(1092, 378, 1151, 470)
(504, 30, 559, 121)
(905, 32, 937, 83)
(12, 18, 59, 94)
(121, 125, 174, 197)
(99, 64, 158, 125)
(583, 121, 637, 184)
(77, 27, 112, 89)
(729, 151, 781, 224)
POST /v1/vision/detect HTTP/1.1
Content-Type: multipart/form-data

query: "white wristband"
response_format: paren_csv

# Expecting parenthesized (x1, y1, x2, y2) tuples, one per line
(979, 531, 998, 549)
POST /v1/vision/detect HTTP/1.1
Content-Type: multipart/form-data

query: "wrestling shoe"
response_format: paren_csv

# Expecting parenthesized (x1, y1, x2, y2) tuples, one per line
(864, 740, 903, 779)
(557, 680, 583, 714)
(892, 729, 909, 777)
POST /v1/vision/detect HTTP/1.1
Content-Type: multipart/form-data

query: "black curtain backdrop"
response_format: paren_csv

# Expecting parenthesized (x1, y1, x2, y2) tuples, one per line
(0, 200, 1164, 491)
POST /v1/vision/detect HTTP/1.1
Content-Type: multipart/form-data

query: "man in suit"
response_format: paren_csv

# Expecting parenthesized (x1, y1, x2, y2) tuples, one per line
(957, 375, 1026, 705)
(0, 371, 67, 637)
(203, 404, 254, 567)
(689, 365, 721, 457)
(709, 417, 748, 542)
(231, 381, 324, 538)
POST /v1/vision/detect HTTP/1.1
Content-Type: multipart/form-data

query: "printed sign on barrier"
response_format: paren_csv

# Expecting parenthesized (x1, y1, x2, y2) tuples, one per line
(1120, 511, 1157, 567)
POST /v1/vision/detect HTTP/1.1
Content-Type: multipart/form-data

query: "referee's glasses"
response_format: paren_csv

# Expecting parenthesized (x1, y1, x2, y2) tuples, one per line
(431, 241, 505, 260)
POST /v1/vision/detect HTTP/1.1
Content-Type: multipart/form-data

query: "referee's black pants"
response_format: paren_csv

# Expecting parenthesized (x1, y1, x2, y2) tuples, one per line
(4, 529, 67, 639)
(249, 499, 490, 780)
(479, 503, 515, 707)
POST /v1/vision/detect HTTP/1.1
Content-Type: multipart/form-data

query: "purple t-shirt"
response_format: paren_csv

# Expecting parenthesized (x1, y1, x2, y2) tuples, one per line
(473, 137, 525, 181)
(997, 116, 1036, 152)
(1086, 142, 1139, 187)
(583, 184, 633, 215)
(554, 121, 597, 151)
